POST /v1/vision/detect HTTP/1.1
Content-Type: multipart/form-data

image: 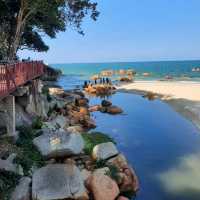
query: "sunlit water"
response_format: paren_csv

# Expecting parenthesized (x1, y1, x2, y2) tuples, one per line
(56, 67, 200, 200)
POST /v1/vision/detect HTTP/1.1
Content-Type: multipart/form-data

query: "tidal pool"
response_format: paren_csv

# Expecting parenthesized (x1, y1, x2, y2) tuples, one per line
(88, 92, 200, 200)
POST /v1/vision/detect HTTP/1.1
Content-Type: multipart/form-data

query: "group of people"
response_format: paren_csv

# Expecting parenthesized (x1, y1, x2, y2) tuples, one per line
(83, 77, 112, 88)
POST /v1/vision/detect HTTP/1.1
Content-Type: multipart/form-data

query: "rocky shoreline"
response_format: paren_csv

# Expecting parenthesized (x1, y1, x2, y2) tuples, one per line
(0, 71, 139, 200)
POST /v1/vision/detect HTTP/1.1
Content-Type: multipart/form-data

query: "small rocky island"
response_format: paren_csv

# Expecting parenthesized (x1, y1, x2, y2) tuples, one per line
(0, 66, 139, 200)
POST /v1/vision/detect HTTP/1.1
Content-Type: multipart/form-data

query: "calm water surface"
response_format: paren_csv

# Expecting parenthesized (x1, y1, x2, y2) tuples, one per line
(57, 70, 200, 200)
(88, 92, 200, 200)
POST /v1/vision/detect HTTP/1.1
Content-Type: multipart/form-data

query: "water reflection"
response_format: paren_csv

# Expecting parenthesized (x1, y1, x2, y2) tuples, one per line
(158, 153, 200, 199)
(89, 92, 200, 200)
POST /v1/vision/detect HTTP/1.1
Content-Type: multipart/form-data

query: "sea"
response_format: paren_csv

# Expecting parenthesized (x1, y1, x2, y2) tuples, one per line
(53, 60, 200, 200)
(52, 60, 200, 90)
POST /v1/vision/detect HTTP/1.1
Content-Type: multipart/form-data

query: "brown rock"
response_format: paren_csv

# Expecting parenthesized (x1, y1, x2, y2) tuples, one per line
(107, 154, 128, 170)
(106, 106, 123, 115)
(87, 173, 120, 200)
(120, 167, 139, 193)
(79, 107, 90, 115)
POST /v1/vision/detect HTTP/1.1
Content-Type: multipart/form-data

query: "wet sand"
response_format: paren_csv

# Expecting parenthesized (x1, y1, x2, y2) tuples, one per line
(117, 81, 200, 130)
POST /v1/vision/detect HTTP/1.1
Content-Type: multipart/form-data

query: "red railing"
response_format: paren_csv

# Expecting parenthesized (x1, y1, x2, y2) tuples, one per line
(0, 61, 44, 99)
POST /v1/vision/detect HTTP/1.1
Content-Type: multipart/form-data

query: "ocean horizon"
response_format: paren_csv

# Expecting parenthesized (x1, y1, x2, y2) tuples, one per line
(52, 60, 200, 90)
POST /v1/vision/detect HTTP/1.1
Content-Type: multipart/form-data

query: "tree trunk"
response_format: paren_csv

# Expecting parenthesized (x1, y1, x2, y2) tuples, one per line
(8, 0, 26, 61)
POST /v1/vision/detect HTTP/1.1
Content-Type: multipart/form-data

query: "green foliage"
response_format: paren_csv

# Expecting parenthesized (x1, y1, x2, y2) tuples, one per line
(15, 126, 44, 176)
(94, 159, 107, 169)
(82, 132, 116, 155)
(0, 0, 99, 60)
(0, 171, 21, 200)
(32, 116, 43, 129)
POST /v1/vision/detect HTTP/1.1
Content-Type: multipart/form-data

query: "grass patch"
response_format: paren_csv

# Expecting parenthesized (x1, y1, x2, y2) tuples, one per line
(0, 171, 21, 200)
(32, 116, 43, 129)
(82, 132, 116, 155)
(15, 126, 44, 176)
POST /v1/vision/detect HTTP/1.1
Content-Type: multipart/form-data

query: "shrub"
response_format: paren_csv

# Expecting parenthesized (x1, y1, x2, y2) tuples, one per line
(82, 132, 116, 155)
(0, 171, 21, 200)
(15, 126, 44, 176)
(32, 116, 43, 129)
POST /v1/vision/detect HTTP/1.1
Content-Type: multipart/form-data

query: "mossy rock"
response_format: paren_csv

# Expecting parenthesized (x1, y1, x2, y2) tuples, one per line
(82, 132, 116, 155)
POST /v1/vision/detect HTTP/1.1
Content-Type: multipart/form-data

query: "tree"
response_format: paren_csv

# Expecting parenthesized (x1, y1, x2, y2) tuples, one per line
(0, 0, 99, 61)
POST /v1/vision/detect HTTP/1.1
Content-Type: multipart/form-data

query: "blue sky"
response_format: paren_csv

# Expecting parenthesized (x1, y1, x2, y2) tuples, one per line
(18, 0, 200, 63)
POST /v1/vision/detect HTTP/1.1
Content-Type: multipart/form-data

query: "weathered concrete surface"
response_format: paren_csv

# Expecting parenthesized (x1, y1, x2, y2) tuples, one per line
(0, 95, 16, 137)
(32, 164, 88, 200)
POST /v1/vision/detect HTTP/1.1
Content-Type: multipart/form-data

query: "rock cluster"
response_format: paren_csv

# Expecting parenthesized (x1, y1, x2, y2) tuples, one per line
(89, 100, 123, 115)
(1, 82, 138, 200)
(84, 84, 116, 96)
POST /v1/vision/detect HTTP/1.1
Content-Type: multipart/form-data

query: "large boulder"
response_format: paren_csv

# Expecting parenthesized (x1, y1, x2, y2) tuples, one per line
(120, 166, 139, 193)
(33, 130, 84, 159)
(11, 177, 31, 200)
(32, 164, 88, 200)
(87, 171, 119, 200)
(92, 142, 119, 160)
(107, 155, 139, 193)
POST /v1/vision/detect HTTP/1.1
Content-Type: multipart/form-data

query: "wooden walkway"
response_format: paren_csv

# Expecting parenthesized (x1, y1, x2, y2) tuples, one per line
(0, 61, 44, 99)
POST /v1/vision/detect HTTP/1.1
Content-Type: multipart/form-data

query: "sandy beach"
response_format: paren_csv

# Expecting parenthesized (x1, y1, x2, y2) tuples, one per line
(118, 81, 200, 130)
(117, 81, 200, 101)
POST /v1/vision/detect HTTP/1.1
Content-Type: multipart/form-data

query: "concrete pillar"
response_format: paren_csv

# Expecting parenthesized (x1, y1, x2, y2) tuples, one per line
(0, 95, 16, 137)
